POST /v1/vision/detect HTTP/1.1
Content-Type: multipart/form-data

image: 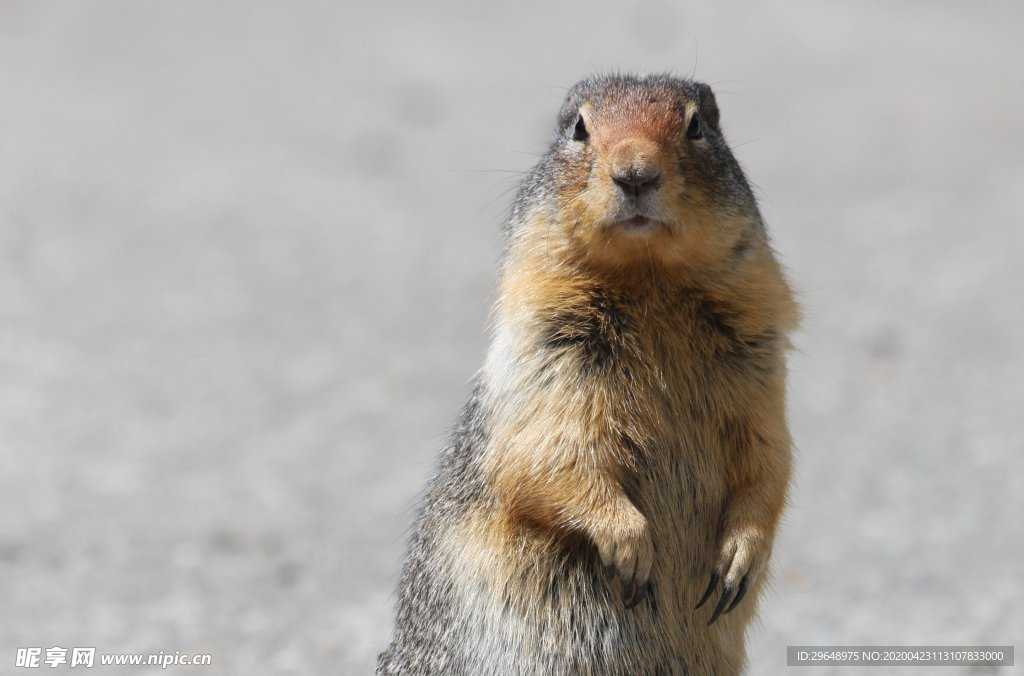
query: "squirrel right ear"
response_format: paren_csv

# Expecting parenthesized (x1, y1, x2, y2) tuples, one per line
(695, 83, 721, 131)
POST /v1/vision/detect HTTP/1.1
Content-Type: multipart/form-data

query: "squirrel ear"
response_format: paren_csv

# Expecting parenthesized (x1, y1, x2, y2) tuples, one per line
(695, 83, 720, 131)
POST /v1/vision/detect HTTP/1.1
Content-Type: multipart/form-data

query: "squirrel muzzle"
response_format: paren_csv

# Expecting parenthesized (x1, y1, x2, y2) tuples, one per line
(609, 138, 663, 200)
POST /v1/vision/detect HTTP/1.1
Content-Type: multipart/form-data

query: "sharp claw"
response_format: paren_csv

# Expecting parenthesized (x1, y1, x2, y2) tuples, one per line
(624, 579, 651, 609)
(622, 579, 634, 603)
(695, 570, 720, 609)
(708, 584, 735, 625)
(725, 577, 749, 614)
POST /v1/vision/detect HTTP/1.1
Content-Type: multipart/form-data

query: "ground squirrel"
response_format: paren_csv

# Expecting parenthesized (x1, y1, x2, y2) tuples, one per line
(378, 73, 799, 675)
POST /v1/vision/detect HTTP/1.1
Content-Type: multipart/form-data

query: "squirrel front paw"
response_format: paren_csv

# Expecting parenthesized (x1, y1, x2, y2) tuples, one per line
(592, 505, 654, 609)
(695, 527, 767, 624)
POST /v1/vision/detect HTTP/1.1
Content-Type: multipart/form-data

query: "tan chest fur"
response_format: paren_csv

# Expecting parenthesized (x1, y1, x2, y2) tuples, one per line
(464, 241, 796, 660)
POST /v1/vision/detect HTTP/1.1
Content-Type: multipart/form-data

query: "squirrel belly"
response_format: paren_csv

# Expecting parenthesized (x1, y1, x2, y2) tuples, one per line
(379, 73, 798, 676)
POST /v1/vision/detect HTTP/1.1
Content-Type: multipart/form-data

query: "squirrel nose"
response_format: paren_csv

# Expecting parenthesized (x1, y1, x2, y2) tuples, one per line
(611, 167, 661, 198)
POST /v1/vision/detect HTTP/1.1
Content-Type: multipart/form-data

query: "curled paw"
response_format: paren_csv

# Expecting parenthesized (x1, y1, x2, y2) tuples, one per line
(695, 530, 765, 625)
(594, 513, 654, 609)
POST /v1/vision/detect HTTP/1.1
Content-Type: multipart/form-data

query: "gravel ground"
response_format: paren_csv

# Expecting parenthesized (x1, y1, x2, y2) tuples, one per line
(1, 2, 1021, 674)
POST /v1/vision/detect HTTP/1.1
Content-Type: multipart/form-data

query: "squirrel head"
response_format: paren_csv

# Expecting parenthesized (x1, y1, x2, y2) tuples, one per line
(515, 74, 762, 272)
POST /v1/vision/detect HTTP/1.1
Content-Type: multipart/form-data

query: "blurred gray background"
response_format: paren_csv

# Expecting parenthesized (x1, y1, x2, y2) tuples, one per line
(1, 1, 1021, 674)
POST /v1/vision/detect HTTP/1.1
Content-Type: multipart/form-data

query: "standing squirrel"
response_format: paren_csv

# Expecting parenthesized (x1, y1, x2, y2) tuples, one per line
(378, 73, 799, 675)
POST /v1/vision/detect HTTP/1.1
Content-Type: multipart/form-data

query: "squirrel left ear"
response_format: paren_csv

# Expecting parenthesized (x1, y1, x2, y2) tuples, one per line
(695, 83, 720, 131)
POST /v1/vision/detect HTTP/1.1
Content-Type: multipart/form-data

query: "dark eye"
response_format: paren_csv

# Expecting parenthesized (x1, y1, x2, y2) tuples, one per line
(686, 114, 703, 140)
(572, 114, 589, 142)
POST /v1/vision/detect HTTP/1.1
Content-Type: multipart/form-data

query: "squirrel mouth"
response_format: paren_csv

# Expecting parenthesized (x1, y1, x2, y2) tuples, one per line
(615, 215, 660, 234)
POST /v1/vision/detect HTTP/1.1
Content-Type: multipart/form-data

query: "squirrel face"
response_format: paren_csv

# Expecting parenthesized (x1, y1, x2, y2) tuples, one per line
(539, 75, 760, 270)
